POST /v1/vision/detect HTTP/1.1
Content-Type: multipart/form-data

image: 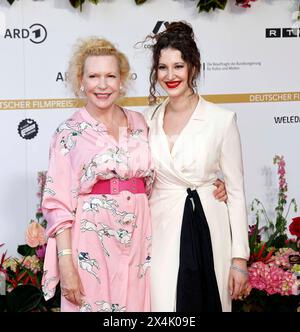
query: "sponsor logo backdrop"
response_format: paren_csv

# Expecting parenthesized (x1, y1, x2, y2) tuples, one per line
(0, 0, 299, 254)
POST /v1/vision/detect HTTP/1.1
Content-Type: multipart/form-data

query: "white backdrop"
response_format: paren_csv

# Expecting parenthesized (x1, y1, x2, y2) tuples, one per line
(0, 0, 299, 255)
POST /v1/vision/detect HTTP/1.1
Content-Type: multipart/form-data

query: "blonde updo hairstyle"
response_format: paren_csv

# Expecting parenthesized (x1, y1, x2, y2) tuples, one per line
(67, 37, 130, 97)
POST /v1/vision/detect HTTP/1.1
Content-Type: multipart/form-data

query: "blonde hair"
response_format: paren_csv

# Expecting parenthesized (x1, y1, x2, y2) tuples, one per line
(67, 37, 130, 96)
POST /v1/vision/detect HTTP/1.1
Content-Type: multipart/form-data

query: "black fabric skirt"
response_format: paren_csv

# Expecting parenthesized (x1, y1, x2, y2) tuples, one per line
(176, 188, 222, 312)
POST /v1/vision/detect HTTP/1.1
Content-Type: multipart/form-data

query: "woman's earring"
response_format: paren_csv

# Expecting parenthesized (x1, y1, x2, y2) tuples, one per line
(80, 86, 85, 92)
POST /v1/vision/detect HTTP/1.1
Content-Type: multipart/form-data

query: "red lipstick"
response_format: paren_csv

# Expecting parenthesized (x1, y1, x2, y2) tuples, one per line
(166, 81, 181, 89)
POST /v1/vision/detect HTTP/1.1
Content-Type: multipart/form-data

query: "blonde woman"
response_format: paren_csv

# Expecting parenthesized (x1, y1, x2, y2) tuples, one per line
(41, 37, 154, 312)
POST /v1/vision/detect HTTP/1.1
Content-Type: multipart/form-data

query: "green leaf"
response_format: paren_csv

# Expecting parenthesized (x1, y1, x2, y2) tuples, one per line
(35, 212, 43, 220)
(197, 0, 227, 13)
(88, 0, 100, 4)
(6, 285, 42, 312)
(135, 0, 148, 4)
(17, 245, 36, 257)
(69, 0, 85, 9)
(41, 219, 47, 228)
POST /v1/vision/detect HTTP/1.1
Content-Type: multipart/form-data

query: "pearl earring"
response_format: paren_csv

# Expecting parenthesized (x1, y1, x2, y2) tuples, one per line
(80, 86, 85, 92)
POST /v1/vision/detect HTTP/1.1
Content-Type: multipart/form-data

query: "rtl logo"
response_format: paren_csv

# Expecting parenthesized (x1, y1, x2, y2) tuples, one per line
(266, 28, 300, 38)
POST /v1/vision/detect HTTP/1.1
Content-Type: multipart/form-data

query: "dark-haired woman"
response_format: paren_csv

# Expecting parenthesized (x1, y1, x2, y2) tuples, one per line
(145, 21, 250, 312)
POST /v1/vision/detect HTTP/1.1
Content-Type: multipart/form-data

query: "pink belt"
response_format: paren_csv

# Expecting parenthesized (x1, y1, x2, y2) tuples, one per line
(90, 177, 146, 195)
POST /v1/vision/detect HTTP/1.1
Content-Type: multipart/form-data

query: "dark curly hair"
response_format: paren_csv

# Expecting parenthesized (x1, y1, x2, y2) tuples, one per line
(149, 21, 201, 104)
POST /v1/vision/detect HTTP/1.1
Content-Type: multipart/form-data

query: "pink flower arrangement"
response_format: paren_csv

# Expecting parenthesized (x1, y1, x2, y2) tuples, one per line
(247, 247, 300, 297)
(248, 261, 298, 296)
(21, 255, 42, 274)
(0, 172, 61, 311)
(235, 156, 300, 311)
(271, 248, 300, 269)
(0, 172, 49, 306)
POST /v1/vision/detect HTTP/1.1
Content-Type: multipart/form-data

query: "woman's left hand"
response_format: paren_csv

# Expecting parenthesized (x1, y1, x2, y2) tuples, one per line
(228, 258, 249, 300)
(213, 179, 227, 202)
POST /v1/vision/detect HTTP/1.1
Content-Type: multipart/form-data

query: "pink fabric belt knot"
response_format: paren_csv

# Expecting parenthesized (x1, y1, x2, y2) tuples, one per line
(90, 177, 146, 195)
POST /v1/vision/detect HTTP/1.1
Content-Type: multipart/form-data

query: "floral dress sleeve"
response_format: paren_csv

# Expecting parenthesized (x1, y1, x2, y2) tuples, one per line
(41, 129, 79, 300)
(42, 130, 78, 238)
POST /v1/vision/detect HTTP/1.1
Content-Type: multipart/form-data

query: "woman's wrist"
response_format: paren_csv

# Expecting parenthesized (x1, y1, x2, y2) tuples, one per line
(58, 254, 74, 268)
(230, 264, 248, 276)
(232, 257, 247, 265)
(231, 258, 248, 276)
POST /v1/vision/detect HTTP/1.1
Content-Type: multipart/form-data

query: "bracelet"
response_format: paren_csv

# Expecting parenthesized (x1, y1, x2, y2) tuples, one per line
(57, 249, 72, 258)
(230, 264, 249, 276)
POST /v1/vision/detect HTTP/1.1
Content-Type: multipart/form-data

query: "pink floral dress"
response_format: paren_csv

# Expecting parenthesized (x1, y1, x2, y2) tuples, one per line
(41, 107, 154, 312)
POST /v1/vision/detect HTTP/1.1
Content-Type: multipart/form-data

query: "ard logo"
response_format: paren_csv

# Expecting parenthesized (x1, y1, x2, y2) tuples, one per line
(4, 23, 47, 44)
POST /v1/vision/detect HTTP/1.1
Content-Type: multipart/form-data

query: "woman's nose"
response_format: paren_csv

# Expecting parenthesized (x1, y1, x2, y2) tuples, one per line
(166, 69, 175, 80)
(97, 77, 107, 89)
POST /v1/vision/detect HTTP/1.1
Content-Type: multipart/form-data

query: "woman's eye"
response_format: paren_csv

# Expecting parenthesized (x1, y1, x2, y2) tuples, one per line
(175, 65, 184, 69)
(158, 66, 166, 70)
(89, 75, 95, 78)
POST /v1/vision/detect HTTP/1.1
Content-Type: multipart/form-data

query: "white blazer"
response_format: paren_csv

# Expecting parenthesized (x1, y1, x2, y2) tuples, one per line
(144, 96, 250, 312)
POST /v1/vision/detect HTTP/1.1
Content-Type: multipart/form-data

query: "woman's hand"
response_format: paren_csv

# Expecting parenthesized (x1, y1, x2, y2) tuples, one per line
(213, 179, 228, 202)
(228, 258, 249, 300)
(59, 255, 85, 306)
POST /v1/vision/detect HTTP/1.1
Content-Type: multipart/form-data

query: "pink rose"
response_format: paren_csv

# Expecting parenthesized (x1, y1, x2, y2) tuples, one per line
(26, 221, 46, 248)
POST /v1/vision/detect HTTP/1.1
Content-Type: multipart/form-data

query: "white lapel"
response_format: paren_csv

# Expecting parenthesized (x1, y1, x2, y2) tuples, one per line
(171, 96, 207, 158)
(149, 95, 209, 187)
(149, 98, 175, 172)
